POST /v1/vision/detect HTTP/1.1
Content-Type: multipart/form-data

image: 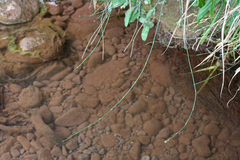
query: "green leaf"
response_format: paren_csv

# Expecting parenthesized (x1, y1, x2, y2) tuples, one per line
(139, 17, 147, 24)
(192, 0, 199, 7)
(111, 0, 126, 8)
(197, 0, 220, 22)
(144, 0, 151, 4)
(199, 0, 205, 8)
(141, 26, 150, 41)
(129, 8, 140, 23)
(124, 6, 136, 27)
(146, 8, 155, 18)
(143, 21, 154, 28)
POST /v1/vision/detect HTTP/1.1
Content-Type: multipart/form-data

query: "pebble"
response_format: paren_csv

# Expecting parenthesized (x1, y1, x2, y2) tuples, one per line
(157, 128, 170, 139)
(105, 44, 116, 56)
(230, 130, 240, 147)
(38, 148, 53, 160)
(143, 119, 163, 136)
(30, 140, 43, 150)
(37, 105, 53, 124)
(55, 107, 90, 127)
(217, 127, 231, 142)
(203, 123, 220, 136)
(105, 27, 124, 39)
(10, 149, 20, 158)
(8, 83, 23, 93)
(129, 141, 141, 160)
(100, 134, 117, 148)
(62, 80, 76, 90)
(179, 134, 194, 145)
(168, 105, 178, 116)
(91, 153, 101, 160)
(50, 67, 73, 81)
(17, 136, 31, 151)
(18, 86, 43, 109)
(51, 146, 62, 157)
(65, 139, 78, 150)
(141, 155, 150, 160)
(39, 136, 55, 149)
(192, 135, 211, 158)
(49, 91, 63, 106)
(1, 152, 12, 160)
(74, 93, 100, 109)
(129, 100, 148, 114)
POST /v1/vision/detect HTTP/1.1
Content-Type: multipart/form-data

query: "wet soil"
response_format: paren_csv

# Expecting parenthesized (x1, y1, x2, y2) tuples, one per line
(0, 1, 240, 160)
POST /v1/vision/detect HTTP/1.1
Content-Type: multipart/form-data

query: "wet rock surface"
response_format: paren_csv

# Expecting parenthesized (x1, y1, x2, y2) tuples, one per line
(0, 1, 239, 160)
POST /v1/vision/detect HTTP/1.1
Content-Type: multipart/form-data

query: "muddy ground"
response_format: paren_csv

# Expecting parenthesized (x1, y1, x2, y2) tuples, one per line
(0, 1, 240, 160)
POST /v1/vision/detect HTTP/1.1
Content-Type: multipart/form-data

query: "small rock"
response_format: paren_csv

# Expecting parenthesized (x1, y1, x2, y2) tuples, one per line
(168, 105, 178, 116)
(87, 52, 106, 69)
(218, 127, 231, 142)
(105, 27, 124, 39)
(129, 141, 141, 160)
(30, 140, 43, 150)
(36, 61, 66, 81)
(55, 107, 90, 127)
(49, 91, 63, 106)
(78, 154, 89, 160)
(141, 155, 150, 160)
(90, 153, 101, 160)
(47, 2, 63, 15)
(55, 126, 71, 139)
(10, 149, 20, 158)
(105, 44, 116, 56)
(179, 134, 194, 145)
(125, 113, 134, 128)
(51, 146, 62, 157)
(98, 92, 114, 104)
(129, 100, 147, 114)
(37, 105, 53, 124)
(39, 136, 55, 149)
(203, 123, 220, 136)
(157, 128, 170, 139)
(65, 139, 78, 150)
(38, 148, 53, 160)
(17, 136, 31, 151)
(33, 81, 45, 88)
(18, 86, 43, 109)
(8, 83, 23, 93)
(192, 135, 211, 158)
(62, 80, 76, 90)
(143, 119, 163, 136)
(230, 130, 240, 147)
(138, 136, 150, 145)
(100, 134, 117, 148)
(1, 152, 12, 160)
(75, 93, 99, 109)
(50, 67, 73, 81)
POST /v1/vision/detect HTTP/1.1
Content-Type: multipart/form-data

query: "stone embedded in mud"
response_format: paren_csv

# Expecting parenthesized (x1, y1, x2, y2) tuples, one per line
(0, 0, 40, 25)
(203, 123, 220, 136)
(101, 134, 117, 148)
(36, 61, 66, 81)
(75, 93, 100, 109)
(18, 86, 43, 109)
(192, 135, 211, 158)
(143, 119, 163, 136)
(129, 99, 147, 114)
(105, 27, 125, 39)
(55, 107, 90, 127)
(129, 141, 141, 160)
